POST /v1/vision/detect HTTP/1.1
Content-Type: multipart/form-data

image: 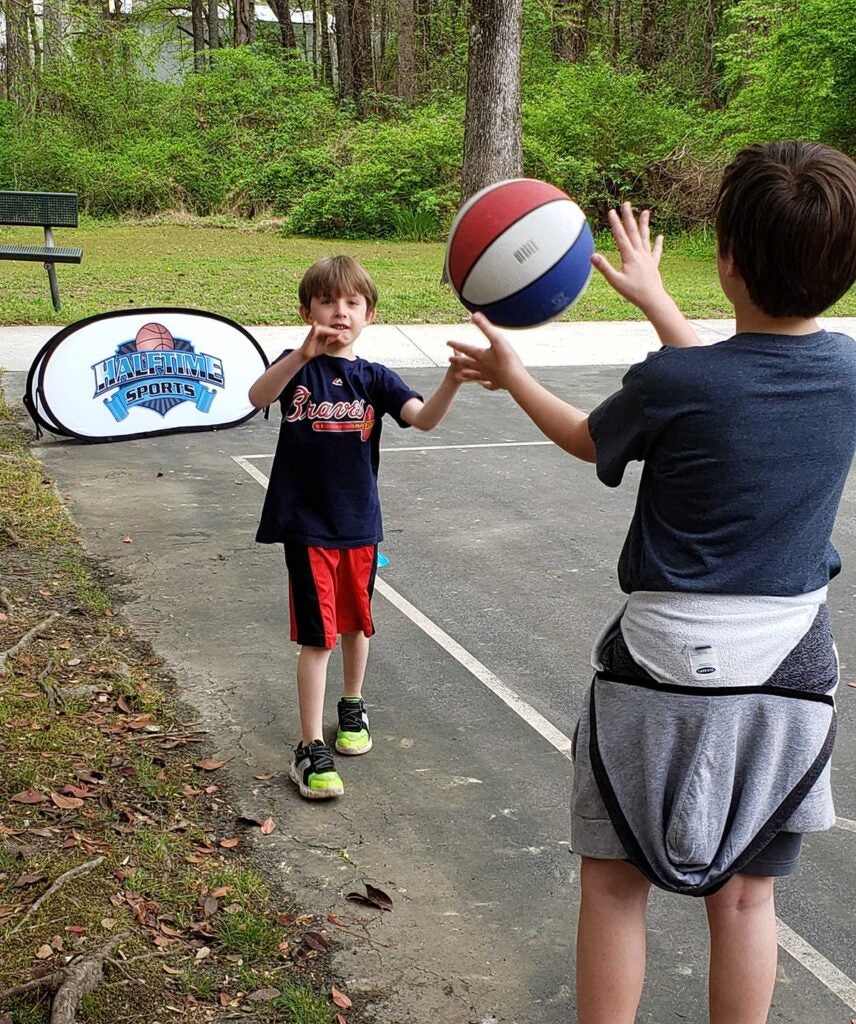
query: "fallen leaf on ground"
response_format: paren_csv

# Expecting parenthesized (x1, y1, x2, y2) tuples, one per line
(100, 918, 116, 930)
(11, 790, 47, 804)
(194, 757, 230, 771)
(13, 874, 46, 888)
(347, 883, 394, 912)
(194, 946, 211, 961)
(247, 987, 280, 1002)
(260, 817, 276, 835)
(50, 791, 84, 810)
(331, 986, 352, 1009)
(254, 773, 274, 780)
(122, 535, 133, 544)
(302, 931, 329, 952)
(219, 837, 239, 849)
(162, 964, 184, 976)
(35, 945, 54, 959)
(211, 886, 231, 898)
(337, 1015, 348, 1024)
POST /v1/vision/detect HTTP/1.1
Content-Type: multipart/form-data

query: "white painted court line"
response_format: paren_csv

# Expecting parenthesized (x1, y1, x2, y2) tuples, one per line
(231, 455, 274, 489)
(234, 453, 856, 1012)
(230, 454, 572, 760)
(374, 576, 573, 757)
(236, 441, 554, 462)
(777, 919, 856, 1012)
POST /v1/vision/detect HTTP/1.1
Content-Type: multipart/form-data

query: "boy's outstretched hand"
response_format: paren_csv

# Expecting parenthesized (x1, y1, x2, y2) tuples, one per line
(591, 203, 665, 309)
(447, 313, 525, 391)
(592, 202, 701, 348)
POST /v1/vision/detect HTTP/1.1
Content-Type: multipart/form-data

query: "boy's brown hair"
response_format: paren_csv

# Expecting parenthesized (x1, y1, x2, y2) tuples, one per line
(298, 255, 378, 312)
(715, 141, 856, 318)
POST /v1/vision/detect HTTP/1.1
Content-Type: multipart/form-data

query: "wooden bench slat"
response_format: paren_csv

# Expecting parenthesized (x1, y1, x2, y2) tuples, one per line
(0, 244, 83, 264)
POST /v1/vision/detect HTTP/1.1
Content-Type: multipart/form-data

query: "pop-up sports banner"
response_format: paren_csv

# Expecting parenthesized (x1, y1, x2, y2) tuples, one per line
(25, 308, 269, 442)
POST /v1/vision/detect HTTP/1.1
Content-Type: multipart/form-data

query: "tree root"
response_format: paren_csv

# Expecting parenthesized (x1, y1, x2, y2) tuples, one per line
(0, 932, 131, 1024)
(0, 587, 12, 614)
(11, 856, 105, 934)
(0, 611, 62, 676)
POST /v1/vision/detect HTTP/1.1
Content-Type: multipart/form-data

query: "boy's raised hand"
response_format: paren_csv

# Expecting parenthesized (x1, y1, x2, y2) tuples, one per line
(299, 321, 349, 360)
(592, 202, 702, 348)
(447, 313, 525, 392)
(591, 203, 666, 311)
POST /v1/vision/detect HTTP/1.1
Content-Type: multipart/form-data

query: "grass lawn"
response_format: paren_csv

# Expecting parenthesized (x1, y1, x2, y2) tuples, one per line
(3, 218, 853, 327)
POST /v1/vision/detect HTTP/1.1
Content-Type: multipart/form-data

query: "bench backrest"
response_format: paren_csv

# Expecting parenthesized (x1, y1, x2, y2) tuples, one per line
(0, 191, 78, 228)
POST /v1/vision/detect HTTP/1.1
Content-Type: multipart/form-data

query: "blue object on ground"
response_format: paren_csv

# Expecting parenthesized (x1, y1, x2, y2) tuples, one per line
(378, 553, 389, 568)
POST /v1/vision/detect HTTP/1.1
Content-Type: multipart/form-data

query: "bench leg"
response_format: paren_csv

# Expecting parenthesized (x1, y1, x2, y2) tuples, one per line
(45, 262, 61, 312)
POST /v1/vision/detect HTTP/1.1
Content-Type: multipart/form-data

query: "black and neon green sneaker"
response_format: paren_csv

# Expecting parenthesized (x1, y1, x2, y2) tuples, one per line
(290, 739, 344, 799)
(335, 697, 372, 756)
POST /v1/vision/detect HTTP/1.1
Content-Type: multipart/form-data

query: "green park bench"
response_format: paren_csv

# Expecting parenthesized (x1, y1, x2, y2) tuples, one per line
(0, 191, 83, 312)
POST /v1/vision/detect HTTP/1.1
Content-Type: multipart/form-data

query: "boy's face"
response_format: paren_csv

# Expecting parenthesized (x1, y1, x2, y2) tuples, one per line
(300, 292, 376, 349)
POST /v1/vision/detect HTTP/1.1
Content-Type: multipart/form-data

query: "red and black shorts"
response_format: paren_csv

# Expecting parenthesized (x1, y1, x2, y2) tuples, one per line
(284, 544, 378, 649)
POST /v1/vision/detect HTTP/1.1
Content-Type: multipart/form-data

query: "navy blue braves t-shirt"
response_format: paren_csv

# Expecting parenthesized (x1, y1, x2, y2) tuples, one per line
(588, 331, 856, 595)
(256, 352, 421, 547)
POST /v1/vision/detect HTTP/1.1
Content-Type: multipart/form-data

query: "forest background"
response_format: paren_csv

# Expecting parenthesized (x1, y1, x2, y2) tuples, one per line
(2, 0, 854, 243)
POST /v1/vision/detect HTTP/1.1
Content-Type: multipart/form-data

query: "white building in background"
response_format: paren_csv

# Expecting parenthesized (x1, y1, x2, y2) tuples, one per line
(0, 4, 334, 85)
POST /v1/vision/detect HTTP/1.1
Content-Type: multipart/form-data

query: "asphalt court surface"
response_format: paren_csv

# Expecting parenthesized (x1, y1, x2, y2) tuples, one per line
(4, 363, 856, 1023)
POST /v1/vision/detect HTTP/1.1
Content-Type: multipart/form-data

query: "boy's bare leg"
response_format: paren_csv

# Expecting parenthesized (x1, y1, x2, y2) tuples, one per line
(576, 857, 651, 1024)
(705, 873, 777, 1024)
(296, 645, 332, 743)
(341, 630, 370, 697)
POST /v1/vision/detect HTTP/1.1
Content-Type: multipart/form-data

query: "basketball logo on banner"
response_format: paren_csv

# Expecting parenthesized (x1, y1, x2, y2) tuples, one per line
(93, 322, 224, 423)
(25, 309, 269, 443)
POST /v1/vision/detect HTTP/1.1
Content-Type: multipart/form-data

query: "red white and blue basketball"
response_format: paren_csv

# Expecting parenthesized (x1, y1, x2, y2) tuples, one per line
(444, 178, 594, 329)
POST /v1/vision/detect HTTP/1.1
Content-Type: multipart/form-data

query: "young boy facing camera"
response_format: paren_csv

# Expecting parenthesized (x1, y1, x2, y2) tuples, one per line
(449, 142, 856, 1023)
(249, 256, 463, 800)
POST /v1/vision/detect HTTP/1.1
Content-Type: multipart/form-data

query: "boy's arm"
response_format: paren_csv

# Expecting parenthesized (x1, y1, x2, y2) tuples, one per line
(448, 315, 595, 462)
(399, 365, 463, 431)
(248, 323, 344, 409)
(592, 203, 702, 349)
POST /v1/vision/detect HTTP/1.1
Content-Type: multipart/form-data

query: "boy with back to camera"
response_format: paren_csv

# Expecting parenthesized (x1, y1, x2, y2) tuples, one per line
(449, 142, 856, 1023)
(249, 256, 464, 800)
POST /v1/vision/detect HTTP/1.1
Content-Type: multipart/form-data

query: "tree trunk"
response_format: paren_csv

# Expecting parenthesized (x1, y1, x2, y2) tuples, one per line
(269, 0, 296, 50)
(207, 0, 220, 50)
(609, 0, 621, 61)
(312, 0, 320, 72)
(333, 0, 354, 98)
(551, 0, 591, 61)
(233, 0, 255, 45)
(637, 0, 656, 70)
(28, 0, 42, 75)
(42, 0, 64, 69)
(319, 0, 332, 83)
(397, 0, 414, 100)
(460, 0, 523, 202)
(701, 0, 721, 102)
(191, 0, 206, 69)
(4, 0, 32, 104)
(350, 0, 373, 101)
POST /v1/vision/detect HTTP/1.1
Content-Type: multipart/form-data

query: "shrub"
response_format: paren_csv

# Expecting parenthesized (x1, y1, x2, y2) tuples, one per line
(287, 103, 463, 238)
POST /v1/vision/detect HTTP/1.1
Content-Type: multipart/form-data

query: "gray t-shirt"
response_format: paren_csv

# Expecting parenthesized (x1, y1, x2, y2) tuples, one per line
(588, 330, 856, 595)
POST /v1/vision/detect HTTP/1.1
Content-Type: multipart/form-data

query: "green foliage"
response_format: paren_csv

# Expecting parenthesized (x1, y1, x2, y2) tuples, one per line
(1, 0, 854, 236)
(523, 57, 721, 226)
(0, 43, 340, 217)
(719, 0, 856, 151)
(287, 103, 464, 238)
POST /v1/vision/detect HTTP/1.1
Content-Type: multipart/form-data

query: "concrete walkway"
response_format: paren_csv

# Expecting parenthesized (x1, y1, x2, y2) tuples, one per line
(3, 317, 856, 372)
